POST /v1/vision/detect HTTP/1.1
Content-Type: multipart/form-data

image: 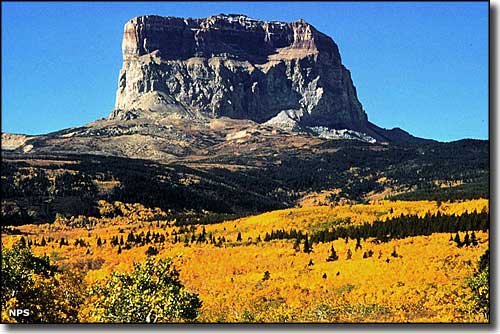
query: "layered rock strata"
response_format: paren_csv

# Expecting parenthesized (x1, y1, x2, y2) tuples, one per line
(113, 14, 369, 131)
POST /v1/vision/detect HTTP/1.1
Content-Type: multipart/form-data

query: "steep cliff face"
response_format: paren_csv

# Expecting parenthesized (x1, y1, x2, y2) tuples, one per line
(1, 14, 428, 162)
(113, 14, 368, 131)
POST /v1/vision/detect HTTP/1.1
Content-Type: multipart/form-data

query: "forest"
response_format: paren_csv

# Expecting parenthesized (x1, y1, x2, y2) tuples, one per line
(1, 138, 488, 226)
(1, 198, 489, 323)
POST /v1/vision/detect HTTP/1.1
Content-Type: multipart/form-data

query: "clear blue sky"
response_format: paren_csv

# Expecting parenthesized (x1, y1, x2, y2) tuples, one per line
(2, 2, 488, 141)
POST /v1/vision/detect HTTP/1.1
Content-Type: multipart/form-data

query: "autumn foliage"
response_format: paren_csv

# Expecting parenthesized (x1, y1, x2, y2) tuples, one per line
(1, 199, 489, 323)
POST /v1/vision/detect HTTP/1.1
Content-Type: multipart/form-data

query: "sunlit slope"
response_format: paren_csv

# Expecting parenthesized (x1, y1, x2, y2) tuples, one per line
(2, 199, 489, 322)
(204, 199, 488, 239)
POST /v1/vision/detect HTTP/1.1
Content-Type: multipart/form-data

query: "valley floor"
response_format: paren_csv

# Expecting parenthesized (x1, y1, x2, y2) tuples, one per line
(1, 199, 489, 323)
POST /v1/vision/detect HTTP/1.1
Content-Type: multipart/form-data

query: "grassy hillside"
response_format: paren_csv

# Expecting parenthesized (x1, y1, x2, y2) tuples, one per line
(2, 199, 489, 323)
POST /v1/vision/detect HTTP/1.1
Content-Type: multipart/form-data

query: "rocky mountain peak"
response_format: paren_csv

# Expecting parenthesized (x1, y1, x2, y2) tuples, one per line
(121, 14, 338, 62)
(113, 14, 372, 133)
(1, 14, 428, 162)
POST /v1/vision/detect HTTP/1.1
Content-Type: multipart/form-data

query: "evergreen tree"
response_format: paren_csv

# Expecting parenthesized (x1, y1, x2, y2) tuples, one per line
(471, 231, 478, 246)
(355, 237, 362, 251)
(454, 232, 462, 247)
(127, 232, 135, 243)
(236, 232, 242, 242)
(303, 234, 312, 253)
(145, 246, 158, 256)
(346, 249, 352, 260)
(463, 231, 471, 247)
(326, 245, 339, 262)
(391, 247, 398, 258)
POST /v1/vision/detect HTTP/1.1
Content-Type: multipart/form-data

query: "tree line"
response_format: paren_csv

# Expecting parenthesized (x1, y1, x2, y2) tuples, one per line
(260, 210, 489, 245)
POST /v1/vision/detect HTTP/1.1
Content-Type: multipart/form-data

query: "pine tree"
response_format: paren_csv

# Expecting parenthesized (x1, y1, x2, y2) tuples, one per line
(97, 237, 102, 247)
(127, 232, 135, 243)
(463, 231, 471, 247)
(355, 237, 362, 251)
(303, 234, 312, 253)
(237, 232, 242, 242)
(326, 245, 339, 262)
(145, 246, 158, 256)
(454, 232, 462, 247)
(391, 247, 398, 258)
(346, 249, 352, 260)
(471, 231, 478, 246)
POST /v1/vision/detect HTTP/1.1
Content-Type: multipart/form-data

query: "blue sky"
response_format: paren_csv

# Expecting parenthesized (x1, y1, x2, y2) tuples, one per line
(1, 2, 488, 141)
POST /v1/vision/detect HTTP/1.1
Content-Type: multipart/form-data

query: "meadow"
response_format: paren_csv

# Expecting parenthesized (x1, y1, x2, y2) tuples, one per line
(1, 199, 489, 322)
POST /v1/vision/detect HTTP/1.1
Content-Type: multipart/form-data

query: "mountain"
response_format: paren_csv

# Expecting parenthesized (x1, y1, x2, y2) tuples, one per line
(2, 14, 427, 162)
(114, 14, 424, 142)
(1, 14, 488, 223)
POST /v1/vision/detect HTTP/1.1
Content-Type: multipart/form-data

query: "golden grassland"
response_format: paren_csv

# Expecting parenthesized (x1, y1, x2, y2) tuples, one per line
(2, 199, 489, 322)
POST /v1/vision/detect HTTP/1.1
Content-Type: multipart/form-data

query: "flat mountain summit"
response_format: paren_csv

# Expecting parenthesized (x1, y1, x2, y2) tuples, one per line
(3, 14, 426, 161)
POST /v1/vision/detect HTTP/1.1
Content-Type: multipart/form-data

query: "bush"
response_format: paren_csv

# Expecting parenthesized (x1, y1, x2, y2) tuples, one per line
(86, 257, 201, 322)
(466, 249, 489, 320)
(1, 242, 84, 323)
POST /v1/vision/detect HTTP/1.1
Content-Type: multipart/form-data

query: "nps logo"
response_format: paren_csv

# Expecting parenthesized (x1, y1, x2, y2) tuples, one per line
(9, 309, 30, 317)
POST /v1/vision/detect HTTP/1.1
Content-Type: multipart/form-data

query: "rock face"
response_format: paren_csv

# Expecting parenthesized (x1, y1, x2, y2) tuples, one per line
(114, 14, 369, 131)
(1, 14, 429, 163)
